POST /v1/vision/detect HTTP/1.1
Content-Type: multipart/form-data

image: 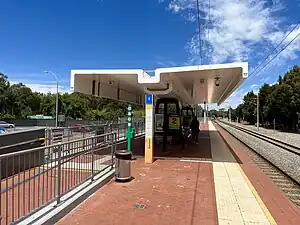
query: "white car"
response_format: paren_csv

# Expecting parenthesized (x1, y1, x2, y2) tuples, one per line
(0, 121, 15, 128)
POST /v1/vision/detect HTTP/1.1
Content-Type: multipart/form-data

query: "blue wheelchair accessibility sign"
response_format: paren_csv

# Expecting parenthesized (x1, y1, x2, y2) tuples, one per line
(145, 94, 153, 105)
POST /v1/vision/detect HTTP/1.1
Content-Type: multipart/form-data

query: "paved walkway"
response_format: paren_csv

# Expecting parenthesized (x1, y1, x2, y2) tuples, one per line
(56, 159, 217, 225)
(209, 121, 272, 225)
(56, 123, 217, 225)
(56, 121, 300, 225)
(215, 122, 300, 225)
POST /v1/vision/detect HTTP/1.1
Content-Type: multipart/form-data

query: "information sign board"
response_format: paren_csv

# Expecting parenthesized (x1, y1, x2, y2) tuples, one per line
(168, 116, 180, 130)
(155, 114, 164, 132)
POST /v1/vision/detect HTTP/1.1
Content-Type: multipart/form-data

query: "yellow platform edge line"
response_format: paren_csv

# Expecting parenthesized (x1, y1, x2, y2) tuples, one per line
(237, 165, 277, 225)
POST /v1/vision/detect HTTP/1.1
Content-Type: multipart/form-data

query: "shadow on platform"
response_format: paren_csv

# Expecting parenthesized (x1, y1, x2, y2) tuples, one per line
(130, 129, 242, 164)
(93, 126, 243, 164)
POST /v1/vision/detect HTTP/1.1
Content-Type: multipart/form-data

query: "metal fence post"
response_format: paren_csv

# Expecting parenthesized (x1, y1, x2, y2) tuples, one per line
(56, 144, 62, 204)
(111, 133, 116, 170)
(82, 128, 85, 139)
(91, 138, 95, 182)
(67, 128, 70, 142)
(109, 123, 112, 142)
(45, 128, 52, 161)
(45, 128, 52, 146)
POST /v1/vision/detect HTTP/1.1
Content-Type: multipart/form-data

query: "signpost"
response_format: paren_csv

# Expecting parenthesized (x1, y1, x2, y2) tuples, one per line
(58, 115, 65, 122)
(145, 94, 154, 163)
(126, 104, 135, 152)
(58, 114, 65, 127)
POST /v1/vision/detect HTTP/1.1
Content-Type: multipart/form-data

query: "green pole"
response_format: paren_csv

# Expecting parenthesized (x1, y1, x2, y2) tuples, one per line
(126, 104, 134, 151)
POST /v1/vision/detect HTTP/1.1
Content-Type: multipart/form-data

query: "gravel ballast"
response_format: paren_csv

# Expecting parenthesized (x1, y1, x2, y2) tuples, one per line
(224, 120, 300, 148)
(216, 121, 300, 184)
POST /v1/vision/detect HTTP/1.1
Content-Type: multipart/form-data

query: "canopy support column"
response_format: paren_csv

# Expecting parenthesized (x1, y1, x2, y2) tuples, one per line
(145, 94, 154, 163)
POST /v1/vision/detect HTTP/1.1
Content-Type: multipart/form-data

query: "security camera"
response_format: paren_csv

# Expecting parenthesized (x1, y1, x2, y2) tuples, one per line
(215, 77, 220, 87)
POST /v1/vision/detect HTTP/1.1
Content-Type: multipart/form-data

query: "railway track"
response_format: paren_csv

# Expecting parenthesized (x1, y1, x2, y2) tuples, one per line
(219, 120, 300, 156)
(215, 120, 300, 207)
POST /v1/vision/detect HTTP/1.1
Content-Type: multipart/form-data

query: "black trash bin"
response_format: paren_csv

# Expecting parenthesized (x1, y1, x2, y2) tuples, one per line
(115, 150, 132, 182)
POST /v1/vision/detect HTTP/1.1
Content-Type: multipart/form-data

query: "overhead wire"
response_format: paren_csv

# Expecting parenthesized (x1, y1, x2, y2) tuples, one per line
(239, 22, 300, 88)
(196, 0, 202, 65)
(207, 0, 211, 57)
(250, 31, 300, 78)
(249, 22, 300, 76)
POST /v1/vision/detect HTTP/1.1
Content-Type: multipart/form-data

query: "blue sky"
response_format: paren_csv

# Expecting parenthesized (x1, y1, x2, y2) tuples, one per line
(0, 0, 299, 108)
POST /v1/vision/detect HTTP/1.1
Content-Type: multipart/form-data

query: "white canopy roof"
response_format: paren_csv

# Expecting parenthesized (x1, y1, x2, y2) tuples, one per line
(70, 62, 248, 105)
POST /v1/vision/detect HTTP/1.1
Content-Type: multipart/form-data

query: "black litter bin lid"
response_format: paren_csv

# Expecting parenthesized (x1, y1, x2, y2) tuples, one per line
(115, 150, 132, 156)
(115, 150, 132, 159)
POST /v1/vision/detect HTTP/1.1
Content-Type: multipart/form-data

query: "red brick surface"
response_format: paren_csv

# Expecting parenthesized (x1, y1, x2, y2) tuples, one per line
(215, 122, 300, 225)
(57, 123, 218, 225)
(57, 159, 217, 225)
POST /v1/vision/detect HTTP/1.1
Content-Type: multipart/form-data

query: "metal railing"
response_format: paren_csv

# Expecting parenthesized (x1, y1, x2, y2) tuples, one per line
(46, 121, 145, 145)
(0, 132, 117, 225)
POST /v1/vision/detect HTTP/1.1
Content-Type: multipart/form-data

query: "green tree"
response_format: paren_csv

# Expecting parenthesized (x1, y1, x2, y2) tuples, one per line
(258, 83, 275, 125)
(242, 91, 257, 124)
(0, 73, 10, 114)
(232, 65, 300, 130)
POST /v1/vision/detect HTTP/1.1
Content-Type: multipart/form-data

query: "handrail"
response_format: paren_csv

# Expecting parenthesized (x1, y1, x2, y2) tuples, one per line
(0, 120, 145, 225)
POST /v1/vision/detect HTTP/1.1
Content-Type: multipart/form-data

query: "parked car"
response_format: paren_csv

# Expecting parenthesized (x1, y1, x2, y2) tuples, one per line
(0, 121, 15, 128)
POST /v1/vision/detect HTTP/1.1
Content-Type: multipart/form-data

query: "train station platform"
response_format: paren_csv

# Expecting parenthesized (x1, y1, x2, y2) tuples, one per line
(56, 121, 300, 225)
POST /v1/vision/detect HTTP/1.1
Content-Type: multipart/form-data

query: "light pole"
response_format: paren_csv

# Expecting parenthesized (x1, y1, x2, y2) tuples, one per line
(44, 71, 59, 127)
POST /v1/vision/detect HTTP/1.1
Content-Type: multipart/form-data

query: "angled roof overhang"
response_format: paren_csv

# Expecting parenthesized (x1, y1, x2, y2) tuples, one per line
(70, 62, 248, 106)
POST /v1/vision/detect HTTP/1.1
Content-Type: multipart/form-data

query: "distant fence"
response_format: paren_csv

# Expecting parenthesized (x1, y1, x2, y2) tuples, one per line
(3, 119, 108, 127)
(45, 121, 145, 145)
(4, 117, 144, 127)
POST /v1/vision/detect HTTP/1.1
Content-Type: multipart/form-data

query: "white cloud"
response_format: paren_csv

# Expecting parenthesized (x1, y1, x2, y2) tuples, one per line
(157, 60, 178, 67)
(260, 75, 271, 83)
(270, 81, 278, 86)
(160, 0, 300, 107)
(161, 0, 299, 68)
(10, 81, 69, 94)
(266, 24, 300, 62)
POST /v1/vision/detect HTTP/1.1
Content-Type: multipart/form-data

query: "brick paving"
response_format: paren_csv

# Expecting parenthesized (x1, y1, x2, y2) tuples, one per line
(57, 159, 217, 225)
(215, 122, 300, 225)
(57, 124, 218, 225)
